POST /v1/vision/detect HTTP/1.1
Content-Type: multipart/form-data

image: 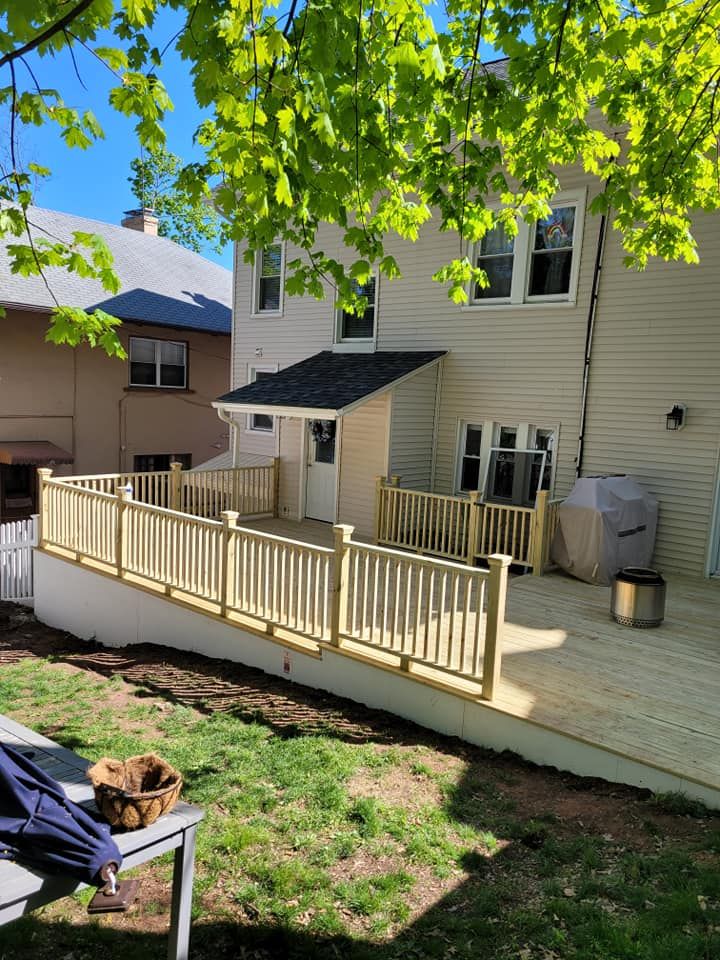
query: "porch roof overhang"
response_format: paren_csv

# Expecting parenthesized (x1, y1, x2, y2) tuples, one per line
(213, 350, 447, 419)
(0, 441, 74, 466)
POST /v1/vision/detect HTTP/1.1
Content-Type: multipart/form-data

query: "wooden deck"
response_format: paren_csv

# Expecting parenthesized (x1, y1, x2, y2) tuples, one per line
(499, 572, 720, 794)
(241, 518, 720, 794)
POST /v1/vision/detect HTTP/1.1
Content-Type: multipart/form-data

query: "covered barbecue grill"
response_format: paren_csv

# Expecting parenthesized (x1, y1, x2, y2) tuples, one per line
(551, 476, 658, 585)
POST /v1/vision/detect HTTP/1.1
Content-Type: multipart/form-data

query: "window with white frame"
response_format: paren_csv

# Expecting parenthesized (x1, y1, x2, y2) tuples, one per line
(129, 337, 187, 388)
(254, 243, 283, 313)
(474, 223, 515, 301)
(336, 276, 377, 342)
(247, 366, 277, 432)
(458, 423, 483, 491)
(456, 421, 557, 503)
(470, 195, 584, 305)
(531, 426, 555, 493)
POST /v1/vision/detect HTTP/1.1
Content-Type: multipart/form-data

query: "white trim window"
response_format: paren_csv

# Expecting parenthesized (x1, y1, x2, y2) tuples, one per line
(253, 242, 284, 314)
(455, 421, 557, 502)
(129, 337, 187, 389)
(469, 192, 585, 305)
(473, 222, 515, 301)
(334, 275, 378, 350)
(457, 423, 483, 492)
(246, 364, 278, 433)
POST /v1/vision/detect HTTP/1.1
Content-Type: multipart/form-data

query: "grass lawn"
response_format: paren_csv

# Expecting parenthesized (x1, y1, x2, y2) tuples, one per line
(0, 603, 719, 960)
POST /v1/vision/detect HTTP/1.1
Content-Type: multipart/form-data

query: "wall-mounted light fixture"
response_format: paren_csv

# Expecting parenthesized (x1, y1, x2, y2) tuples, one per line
(666, 403, 687, 431)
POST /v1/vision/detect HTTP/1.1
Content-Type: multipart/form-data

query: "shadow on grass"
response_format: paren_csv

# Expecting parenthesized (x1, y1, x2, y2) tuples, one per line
(1, 842, 526, 960)
(4, 609, 717, 960)
(46, 637, 441, 747)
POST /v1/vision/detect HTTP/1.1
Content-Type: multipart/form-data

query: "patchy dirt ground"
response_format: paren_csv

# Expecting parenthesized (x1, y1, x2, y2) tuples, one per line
(1, 600, 719, 960)
(1, 600, 716, 846)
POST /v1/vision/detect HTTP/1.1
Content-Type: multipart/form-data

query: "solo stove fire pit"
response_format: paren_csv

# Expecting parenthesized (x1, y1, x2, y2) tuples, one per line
(611, 567, 666, 628)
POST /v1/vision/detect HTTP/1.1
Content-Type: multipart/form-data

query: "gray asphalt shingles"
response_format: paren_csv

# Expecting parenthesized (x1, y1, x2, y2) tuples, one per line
(0, 206, 231, 334)
(217, 350, 446, 411)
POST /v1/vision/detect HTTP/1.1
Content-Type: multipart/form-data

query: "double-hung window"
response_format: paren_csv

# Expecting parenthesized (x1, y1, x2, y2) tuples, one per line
(247, 365, 277, 433)
(470, 193, 584, 305)
(129, 337, 187, 388)
(254, 243, 283, 313)
(474, 223, 515, 301)
(335, 276, 377, 347)
(528, 207, 576, 297)
(458, 423, 483, 491)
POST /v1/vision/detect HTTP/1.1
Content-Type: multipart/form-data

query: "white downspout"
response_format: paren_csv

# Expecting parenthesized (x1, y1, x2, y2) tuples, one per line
(215, 407, 238, 466)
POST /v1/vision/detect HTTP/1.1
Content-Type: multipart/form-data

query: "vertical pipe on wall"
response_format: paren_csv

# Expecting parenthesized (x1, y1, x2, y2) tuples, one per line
(575, 210, 609, 478)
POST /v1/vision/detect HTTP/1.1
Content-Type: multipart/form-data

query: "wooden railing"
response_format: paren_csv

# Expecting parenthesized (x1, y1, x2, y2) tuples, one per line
(227, 523, 332, 640)
(374, 478, 470, 562)
(56, 460, 278, 520)
(376, 477, 561, 574)
(38, 473, 511, 700)
(339, 532, 508, 692)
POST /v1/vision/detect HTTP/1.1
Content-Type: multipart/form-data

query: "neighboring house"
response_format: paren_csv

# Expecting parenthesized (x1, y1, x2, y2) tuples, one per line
(0, 206, 231, 521)
(214, 169, 720, 577)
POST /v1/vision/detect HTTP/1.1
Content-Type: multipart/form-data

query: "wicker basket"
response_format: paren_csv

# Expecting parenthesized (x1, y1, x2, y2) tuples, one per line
(88, 753, 183, 830)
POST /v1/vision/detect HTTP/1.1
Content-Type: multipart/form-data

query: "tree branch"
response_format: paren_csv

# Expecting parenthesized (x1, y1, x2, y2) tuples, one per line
(0, 0, 97, 69)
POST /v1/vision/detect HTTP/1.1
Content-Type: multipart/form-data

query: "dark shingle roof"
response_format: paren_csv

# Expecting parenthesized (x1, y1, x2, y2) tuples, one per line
(0, 206, 231, 334)
(216, 351, 446, 414)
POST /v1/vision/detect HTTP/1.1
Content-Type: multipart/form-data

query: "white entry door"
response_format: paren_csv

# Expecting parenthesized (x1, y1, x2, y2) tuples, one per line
(305, 421, 337, 523)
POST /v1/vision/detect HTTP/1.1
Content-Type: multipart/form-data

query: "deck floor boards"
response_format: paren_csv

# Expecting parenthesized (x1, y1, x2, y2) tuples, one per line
(240, 518, 720, 792)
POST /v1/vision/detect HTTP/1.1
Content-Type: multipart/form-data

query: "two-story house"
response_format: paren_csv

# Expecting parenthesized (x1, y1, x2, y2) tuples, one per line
(0, 206, 232, 521)
(213, 169, 720, 578)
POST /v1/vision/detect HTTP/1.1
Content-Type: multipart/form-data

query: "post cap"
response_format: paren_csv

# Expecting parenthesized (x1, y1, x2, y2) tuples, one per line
(488, 553, 513, 568)
(36, 467, 53, 478)
(221, 510, 240, 523)
(333, 523, 355, 539)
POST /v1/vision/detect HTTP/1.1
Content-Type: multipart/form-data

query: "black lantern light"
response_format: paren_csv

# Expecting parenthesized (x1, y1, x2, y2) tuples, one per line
(665, 404, 687, 431)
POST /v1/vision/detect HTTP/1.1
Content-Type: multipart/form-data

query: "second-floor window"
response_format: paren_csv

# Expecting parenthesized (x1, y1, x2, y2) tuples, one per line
(470, 195, 584, 305)
(255, 243, 283, 313)
(129, 337, 187, 389)
(336, 276, 377, 343)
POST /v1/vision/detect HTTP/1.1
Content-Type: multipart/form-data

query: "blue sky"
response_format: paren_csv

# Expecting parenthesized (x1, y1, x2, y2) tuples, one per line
(10, 4, 497, 274)
(13, 7, 234, 269)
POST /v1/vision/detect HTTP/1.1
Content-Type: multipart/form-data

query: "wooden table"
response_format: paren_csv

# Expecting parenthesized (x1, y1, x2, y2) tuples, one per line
(0, 714, 204, 960)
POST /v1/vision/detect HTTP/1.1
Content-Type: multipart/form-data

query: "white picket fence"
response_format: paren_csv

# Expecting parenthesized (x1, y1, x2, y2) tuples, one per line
(0, 516, 38, 603)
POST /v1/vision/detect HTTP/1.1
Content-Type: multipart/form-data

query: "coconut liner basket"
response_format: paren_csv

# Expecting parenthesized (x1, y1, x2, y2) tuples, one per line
(88, 753, 183, 830)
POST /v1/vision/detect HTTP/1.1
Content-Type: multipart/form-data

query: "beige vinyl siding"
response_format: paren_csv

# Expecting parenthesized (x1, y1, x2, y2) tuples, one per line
(338, 396, 390, 537)
(389, 365, 439, 489)
(582, 211, 720, 576)
(277, 417, 303, 519)
(230, 173, 720, 574)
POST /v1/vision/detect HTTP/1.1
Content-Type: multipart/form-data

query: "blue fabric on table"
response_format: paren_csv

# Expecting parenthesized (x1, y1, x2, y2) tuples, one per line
(0, 742, 121, 885)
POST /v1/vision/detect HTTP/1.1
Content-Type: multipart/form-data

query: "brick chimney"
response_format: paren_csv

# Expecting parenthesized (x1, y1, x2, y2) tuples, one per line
(121, 207, 159, 235)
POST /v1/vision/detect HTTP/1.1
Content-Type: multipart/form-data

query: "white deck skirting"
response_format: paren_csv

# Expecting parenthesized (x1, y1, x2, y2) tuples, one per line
(33, 550, 720, 810)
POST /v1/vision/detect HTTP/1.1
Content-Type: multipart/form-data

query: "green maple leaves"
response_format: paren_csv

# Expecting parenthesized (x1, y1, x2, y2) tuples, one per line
(2, 0, 720, 351)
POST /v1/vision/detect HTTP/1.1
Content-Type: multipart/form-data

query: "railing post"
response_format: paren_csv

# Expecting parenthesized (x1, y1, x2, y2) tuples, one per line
(37, 468, 53, 548)
(482, 553, 512, 701)
(272, 457, 280, 517)
(374, 476, 385, 544)
(170, 461, 183, 512)
(220, 510, 239, 618)
(330, 523, 354, 647)
(531, 489, 549, 575)
(466, 490, 480, 566)
(391, 474, 401, 487)
(115, 484, 132, 578)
